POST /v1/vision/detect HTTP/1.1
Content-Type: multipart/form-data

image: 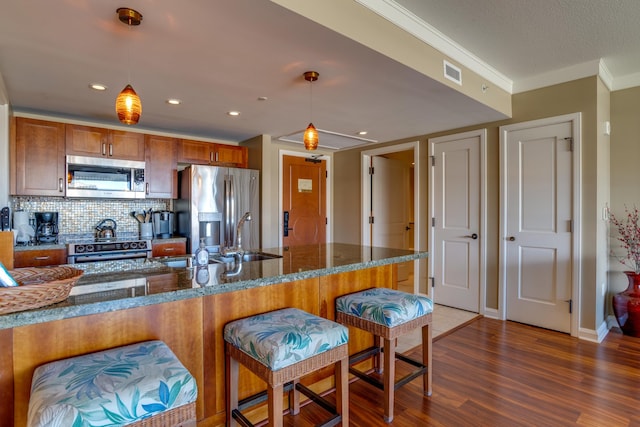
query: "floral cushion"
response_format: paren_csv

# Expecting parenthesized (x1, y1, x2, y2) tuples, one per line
(224, 308, 349, 371)
(27, 340, 197, 427)
(336, 288, 433, 327)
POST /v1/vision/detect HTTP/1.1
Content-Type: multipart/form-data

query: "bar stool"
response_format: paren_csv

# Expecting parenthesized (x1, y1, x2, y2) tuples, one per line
(336, 287, 433, 423)
(27, 340, 198, 427)
(224, 307, 349, 427)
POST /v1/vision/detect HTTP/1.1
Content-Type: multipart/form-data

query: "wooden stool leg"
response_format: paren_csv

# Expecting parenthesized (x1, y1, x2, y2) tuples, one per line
(336, 356, 349, 426)
(383, 337, 396, 423)
(423, 322, 433, 396)
(291, 379, 301, 415)
(269, 384, 284, 427)
(226, 352, 239, 427)
(374, 334, 382, 374)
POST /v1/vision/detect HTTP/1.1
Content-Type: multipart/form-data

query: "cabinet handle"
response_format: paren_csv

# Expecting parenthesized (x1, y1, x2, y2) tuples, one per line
(146, 183, 150, 195)
(109, 143, 113, 157)
(210, 151, 214, 163)
(164, 248, 175, 252)
(215, 152, 219, 162)
(58, 178, 64, 192)
(102, 142, 107, 156)
(34, 256, 51, 260)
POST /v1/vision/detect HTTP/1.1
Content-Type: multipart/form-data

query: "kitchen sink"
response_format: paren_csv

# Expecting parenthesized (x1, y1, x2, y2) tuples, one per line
(156, 251, 281, 269)
(211, 251, 282, 263)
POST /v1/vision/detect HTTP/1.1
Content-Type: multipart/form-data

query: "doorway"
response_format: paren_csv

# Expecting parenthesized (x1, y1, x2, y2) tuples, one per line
(429, 130, 486, 314)
(281, 154, 327, 246)
(499, 113, 581, 336)
(361, 141, 422, 294)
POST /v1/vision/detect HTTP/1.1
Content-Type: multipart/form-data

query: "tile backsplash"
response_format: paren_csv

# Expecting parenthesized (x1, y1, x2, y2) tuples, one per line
(10, 197, 171, 236)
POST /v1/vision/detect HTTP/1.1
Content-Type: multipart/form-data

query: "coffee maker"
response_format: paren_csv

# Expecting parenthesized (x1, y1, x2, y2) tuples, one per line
(152, 211, 174, 239)
(35, 212, 59, 244)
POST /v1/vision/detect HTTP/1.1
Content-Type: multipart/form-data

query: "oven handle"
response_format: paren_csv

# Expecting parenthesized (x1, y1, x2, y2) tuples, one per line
(67, 251, 150, 264)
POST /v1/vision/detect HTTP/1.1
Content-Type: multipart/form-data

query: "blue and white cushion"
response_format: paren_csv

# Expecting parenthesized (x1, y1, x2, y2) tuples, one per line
(224, 308, 349, 371)
(336, 288, 433, 327)
(27, 340, 197, 427)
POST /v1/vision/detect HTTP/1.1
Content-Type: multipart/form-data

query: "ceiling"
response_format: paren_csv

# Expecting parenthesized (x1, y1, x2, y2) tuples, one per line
(1, 1, 639, 150)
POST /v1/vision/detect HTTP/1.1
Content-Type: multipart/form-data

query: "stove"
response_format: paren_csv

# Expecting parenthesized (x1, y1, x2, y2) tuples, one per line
(67, 239, 152, 264)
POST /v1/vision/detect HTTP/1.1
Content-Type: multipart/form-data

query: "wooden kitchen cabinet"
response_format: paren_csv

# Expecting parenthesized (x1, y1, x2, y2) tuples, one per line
(177, 139, 247, 168)
(66, 124, 145, 161)
(144, 135, 177, 198)
(14, 248, 67, 268)
(152, 240, 186, 257)
(11, 118, 66, 196)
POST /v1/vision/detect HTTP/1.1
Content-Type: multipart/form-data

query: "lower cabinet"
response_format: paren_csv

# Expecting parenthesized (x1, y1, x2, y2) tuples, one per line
(14, 248, 67, 268)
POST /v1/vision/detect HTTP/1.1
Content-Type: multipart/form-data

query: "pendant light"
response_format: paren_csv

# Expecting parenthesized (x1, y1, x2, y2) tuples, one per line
(115, 8, 143, 125)
(303, 71, 319, 150)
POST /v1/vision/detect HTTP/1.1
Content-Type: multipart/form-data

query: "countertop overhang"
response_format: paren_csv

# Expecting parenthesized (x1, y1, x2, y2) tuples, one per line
(0, 244, 427, 330)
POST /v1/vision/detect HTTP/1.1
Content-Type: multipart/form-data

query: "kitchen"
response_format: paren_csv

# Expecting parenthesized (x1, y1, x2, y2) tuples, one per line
(1, 117, 428, 426)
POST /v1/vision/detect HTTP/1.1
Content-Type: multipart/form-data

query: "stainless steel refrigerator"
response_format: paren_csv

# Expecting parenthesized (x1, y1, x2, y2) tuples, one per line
(175, 165, 260, 254)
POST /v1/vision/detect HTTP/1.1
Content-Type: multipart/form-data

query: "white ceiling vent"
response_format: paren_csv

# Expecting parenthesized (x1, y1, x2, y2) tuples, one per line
(443, 60, 462, 85)
(277, 129, 378, 150)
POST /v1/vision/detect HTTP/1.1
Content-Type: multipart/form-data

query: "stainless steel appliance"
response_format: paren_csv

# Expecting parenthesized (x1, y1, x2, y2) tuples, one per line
(67, 239, 152, 263)
(176, 165, 260, 254)
(152, 211, 174, 239)
(66, 155, 146, 199)
(35, 212, 59, 244)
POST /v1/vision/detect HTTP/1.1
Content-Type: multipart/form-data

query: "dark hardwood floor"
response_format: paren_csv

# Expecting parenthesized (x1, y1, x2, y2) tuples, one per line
(285, 318, 640, 426)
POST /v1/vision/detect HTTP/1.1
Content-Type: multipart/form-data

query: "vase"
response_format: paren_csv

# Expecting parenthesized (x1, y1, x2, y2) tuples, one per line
(612, 271, 640, 337)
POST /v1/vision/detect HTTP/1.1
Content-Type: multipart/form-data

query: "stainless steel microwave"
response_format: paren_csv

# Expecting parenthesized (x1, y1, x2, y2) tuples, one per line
(66, 155, 146, 199)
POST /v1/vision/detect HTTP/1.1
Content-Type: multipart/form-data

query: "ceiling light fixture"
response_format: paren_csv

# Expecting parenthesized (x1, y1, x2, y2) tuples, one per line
(90, 83, 107, 91)
(227, 111, 240, 116)
(115, 7, 143, 125)
(166, 99, 181, 105)
(303, 71, 319, 151)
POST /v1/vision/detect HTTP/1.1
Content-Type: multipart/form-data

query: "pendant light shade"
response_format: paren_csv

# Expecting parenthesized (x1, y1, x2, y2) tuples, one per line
(303, 71, 319, 150)
(116, 84, 142, 125)
(303, 123, 319, 150)
(115, 8, 143, 125)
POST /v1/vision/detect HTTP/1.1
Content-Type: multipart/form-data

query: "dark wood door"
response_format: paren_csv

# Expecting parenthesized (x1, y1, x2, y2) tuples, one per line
(282, 155, 326, 246)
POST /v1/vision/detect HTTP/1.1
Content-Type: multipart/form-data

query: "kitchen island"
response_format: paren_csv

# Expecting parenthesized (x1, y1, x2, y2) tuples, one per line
(0, 243, 427, 426)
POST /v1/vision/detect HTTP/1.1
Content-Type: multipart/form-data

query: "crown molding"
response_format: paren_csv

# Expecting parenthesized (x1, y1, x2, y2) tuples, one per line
(355, 0, 513, 93)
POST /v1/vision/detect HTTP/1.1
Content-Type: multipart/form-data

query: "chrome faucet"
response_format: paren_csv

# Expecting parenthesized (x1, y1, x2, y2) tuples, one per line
(222, 211, 251, 259)
(236, 212, 252, 255)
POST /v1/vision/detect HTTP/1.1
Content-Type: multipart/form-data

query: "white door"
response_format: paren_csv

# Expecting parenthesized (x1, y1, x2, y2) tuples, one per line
(371, 157, 410, 273)
(430, 131, 484, 312)
(502, 119, 574, 333)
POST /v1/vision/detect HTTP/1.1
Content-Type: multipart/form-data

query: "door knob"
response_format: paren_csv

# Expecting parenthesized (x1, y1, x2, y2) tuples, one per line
(508, 236, 516, 241)
(464, 233, 478, 239)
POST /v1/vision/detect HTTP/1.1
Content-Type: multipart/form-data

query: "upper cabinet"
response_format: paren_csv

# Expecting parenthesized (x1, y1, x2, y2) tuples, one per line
(177, 139, 247, 168)
(12, 118, 66, 196)
(145, 135, 177, 199)
(66, 125, 145, 161)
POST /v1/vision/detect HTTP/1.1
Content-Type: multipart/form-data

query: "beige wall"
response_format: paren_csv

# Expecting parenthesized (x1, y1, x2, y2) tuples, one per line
(610, 87, 640, 299)
(334, 76, 606, 331)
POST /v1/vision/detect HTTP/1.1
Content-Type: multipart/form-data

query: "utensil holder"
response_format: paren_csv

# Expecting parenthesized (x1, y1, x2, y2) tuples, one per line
(140, 222, 153, 239)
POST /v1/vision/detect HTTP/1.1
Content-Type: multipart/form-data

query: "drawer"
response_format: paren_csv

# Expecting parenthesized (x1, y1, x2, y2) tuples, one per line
(152, 241, 186, 257)
(14, 248, 67, 268)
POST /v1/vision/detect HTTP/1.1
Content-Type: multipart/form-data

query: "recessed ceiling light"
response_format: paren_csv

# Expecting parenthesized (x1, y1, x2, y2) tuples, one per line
(258, 96, 268, 101)
(358, 131, 368, 135)
(166, 99, 181, 105)
(227, 111, 240, 116)
(90, 83, 107, 91)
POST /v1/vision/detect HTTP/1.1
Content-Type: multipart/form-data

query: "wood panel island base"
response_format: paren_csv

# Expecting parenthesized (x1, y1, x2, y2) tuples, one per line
(0, 244, 427, 426)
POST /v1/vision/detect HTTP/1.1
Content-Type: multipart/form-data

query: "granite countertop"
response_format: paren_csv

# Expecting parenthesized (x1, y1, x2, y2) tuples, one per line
(0, 243, 427, 330)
